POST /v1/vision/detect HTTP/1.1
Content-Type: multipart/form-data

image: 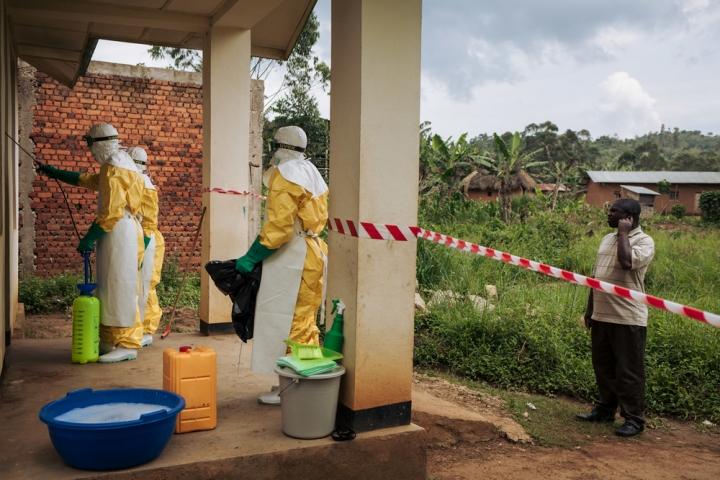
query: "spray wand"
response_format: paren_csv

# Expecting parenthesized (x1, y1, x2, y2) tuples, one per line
(5, 131, 82, 241)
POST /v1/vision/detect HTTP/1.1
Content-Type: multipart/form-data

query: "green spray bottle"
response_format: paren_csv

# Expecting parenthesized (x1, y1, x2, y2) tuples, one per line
(324, 299, 345, 354)
(71, 252, 99, 364)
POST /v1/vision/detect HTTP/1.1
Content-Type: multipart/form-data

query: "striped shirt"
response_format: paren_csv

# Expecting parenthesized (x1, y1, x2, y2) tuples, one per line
(591, 227, 655, 327)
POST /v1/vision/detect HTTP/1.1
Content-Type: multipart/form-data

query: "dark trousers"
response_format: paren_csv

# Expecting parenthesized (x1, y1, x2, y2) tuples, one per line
(590, 320, 646, 427)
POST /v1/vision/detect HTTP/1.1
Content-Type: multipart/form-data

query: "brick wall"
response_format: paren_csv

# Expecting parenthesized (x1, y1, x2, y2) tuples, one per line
(586, 181, 720, 214)
(22, 61, 263, 276)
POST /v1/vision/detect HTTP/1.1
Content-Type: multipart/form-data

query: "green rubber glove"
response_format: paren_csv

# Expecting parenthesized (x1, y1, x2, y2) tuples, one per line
(235, 237, 275, 273)
(144, 236, 151, 250)
(38, 164, 80, 186)
(77, 222, 106, 253)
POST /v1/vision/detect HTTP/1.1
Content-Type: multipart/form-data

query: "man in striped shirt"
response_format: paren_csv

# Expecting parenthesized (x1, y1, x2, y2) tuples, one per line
(576, 198, 655, 438)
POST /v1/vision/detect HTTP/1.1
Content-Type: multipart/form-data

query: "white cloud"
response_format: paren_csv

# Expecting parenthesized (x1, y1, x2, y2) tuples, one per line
(679, 0, 720, 29)
(591, 26, 643, 57)
(89, 1, 720, 139)
(599, 72, 661, 136)
(679, 0, 710, 14)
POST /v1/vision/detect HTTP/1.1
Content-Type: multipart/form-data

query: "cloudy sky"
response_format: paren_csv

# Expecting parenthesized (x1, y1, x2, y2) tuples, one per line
(93, 0, 720, 139)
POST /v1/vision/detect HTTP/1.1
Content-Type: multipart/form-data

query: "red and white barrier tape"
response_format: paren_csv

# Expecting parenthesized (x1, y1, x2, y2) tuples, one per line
(204, 187, 266, 200)
(328, 218, 421, 241)
(328, 217, 720, 328)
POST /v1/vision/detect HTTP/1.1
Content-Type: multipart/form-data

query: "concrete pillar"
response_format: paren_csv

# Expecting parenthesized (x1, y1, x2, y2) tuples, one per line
(1, 0, 19, 362)
(199, 26, 252, 333)
(248, 80, 265, 241)
(328, 0, 422, 431)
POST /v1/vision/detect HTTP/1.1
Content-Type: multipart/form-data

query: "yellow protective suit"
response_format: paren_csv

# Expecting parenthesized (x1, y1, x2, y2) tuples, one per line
(78, 165, 145, 349)
(259, 169, 328, 345)
(139, 184, 164, 334)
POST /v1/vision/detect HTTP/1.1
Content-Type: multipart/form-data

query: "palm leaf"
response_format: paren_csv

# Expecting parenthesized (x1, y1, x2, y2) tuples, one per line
(524, 160, 548, 169)
(457, 132, 469, 147)
(431, 134, 450, 160)
(493, 133, 510, 160)
(510, 132, 521, 158)
(473, 155, 496, 170)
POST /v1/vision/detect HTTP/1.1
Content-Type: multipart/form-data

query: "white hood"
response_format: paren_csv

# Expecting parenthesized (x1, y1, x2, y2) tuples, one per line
(141, 172, 156, 190)
(265, 149, 328, 197)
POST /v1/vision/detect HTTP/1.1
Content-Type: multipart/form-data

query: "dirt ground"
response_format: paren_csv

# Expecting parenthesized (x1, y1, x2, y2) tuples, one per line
(413, 374, 720, 480)
(14, 308, 200, 339)
(425, 428, 720, 480)
(14, 313, 720, 479)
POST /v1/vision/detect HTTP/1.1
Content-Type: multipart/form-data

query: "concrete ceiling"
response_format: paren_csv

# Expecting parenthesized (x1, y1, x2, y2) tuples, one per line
(7, 0, 316, 86)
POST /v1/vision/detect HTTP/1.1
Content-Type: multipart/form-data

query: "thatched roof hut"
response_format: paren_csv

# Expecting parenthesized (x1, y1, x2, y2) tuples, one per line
(461, 170, 537, 196)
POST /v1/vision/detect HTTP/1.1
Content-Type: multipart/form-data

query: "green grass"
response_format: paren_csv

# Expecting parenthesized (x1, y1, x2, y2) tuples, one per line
(19, 256, 201, 314)
(415, 194, 720, 423)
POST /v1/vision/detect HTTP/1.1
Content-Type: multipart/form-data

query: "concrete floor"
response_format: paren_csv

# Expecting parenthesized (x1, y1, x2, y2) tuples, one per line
(0, 334, 426, 479)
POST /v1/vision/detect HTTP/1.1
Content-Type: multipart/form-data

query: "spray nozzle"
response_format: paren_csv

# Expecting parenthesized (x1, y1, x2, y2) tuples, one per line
(331, 299, 346, 316)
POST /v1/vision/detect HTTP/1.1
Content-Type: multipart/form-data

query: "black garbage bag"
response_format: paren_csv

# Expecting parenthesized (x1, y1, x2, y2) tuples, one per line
(204, 259, 242, 296)
(204, 260, 262, 342)
(229, 264, 262, 342)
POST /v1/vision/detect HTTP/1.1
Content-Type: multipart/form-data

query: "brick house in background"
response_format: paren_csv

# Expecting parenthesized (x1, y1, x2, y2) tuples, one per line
(585, 171, 720, 215)
(18, 61, 264, 277)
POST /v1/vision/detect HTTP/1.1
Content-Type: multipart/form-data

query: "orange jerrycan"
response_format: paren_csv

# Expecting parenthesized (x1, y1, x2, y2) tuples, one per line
(163, 345, 217, 433)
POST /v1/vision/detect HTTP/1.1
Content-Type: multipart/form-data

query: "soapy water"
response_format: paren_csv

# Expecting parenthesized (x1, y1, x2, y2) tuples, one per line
(55, 402, 170, 424)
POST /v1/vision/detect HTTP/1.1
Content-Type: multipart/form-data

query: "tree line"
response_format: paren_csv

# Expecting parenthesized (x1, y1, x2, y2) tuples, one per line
(421, 120, 720, 193)
(150, 17, 719, 200)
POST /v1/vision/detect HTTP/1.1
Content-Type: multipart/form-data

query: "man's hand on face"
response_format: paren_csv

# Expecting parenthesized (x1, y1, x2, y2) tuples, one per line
(618, 217, 633, 234)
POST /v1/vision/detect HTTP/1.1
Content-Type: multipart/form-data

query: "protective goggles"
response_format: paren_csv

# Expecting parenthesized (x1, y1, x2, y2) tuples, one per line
(273, 141, 305, 153)
(83, 134, 118, 147)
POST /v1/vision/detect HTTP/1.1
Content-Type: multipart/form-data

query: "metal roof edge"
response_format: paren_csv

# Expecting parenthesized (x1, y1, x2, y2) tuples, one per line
(75, 37, 98, 86)
(587, 171, 720, 184)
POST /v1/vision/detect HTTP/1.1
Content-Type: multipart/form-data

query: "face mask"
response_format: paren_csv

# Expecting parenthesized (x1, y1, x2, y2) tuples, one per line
(271, 148, 300, 166)
(133, 161, 147, 173)
(90, 140, 120, 164)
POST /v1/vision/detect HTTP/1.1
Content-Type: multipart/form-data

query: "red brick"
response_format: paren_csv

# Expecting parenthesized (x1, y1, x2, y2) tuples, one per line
(31, 70, 204, 275)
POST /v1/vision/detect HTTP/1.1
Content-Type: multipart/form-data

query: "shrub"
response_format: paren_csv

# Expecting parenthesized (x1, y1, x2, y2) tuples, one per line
(671, 204, 686, 219)
(415, 195, 720, 422)
(699, 191, 720, 224)
(156, 257, 201, 309)
(19, 257, 202, 314)
(657, 179, 671, 195)
(19, 274, 81, 314)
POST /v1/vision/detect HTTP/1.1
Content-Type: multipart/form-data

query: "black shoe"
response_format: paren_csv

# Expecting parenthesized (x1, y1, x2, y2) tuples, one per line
(575, 410, 615, 423)
(615, 421, 644, 437)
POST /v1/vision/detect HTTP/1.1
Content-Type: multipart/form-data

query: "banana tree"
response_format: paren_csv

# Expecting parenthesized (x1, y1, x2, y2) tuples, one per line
(420, 132, 479, 195)
(476, 132, 546, 222)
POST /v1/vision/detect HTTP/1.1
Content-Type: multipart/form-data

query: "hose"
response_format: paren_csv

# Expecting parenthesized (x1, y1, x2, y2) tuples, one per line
(5, 131, 82, 241)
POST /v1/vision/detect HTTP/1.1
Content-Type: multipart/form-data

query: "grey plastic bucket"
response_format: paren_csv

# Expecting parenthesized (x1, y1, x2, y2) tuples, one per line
(274, 365, 346, 439)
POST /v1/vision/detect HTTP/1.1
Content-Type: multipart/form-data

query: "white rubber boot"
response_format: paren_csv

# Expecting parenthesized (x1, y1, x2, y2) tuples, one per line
(100, 342, 114, 355)
(257, 390, 281, 405)
(98, 348, 138, 364)
(141, 334, 154, 347)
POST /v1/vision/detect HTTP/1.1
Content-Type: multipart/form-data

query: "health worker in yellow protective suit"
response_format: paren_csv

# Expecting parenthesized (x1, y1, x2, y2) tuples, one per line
(234, 126, 329, 405)
(128, 146, 165, 347)
(37, 123, 145, 363)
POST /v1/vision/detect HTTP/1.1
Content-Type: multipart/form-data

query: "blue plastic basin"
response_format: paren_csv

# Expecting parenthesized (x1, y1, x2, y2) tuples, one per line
(39, 388, 185, 471)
